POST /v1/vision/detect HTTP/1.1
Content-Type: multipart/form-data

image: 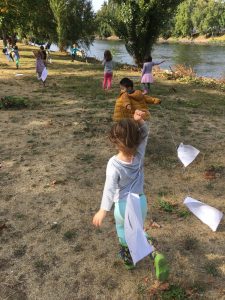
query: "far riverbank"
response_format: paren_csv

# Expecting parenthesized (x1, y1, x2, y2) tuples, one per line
(97, 35, 225, 45)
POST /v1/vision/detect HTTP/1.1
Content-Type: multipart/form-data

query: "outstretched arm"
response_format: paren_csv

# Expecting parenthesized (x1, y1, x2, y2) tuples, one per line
(144, 95, 161, 105)
(32, 50, 38, 58)
(93, 162, 119, 227)
(154, 60, 165, 66)
(134, 110, 149, 159)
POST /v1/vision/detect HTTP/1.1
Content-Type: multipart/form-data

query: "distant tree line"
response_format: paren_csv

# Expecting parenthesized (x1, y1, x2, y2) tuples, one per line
(96, 0, 225, 39)
(0, 0, 96, 49)
(2, 0, 224, 66)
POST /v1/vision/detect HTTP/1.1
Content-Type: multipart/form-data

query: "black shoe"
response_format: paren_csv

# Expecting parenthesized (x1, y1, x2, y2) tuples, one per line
(118, 246, 135, 270)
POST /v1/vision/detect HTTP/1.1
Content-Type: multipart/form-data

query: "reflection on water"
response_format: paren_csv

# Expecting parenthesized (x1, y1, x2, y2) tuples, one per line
(88, 40, 225, 78)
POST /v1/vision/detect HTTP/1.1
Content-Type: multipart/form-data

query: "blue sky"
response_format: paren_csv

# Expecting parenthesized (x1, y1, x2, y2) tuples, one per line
(92, 0, 105, 12)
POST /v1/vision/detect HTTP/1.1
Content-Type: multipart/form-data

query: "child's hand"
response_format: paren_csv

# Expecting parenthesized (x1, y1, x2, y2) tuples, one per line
(154, 98, 161, 104)
(126, 104, 131, 110)
(134, 110, 146, 121)
(93, 209, 107, 227)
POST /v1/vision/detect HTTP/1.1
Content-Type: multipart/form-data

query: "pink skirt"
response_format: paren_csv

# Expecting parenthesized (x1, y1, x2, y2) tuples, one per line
(141, 73, 154, 83)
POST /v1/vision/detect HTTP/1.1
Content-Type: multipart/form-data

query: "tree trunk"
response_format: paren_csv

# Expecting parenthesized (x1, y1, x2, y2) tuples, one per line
(2, 29, 7, 47)
(125, 41, 153, 67)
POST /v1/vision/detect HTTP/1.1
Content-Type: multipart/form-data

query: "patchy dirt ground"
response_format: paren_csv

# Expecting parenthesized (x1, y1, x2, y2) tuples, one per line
(0, 44, 225, 300)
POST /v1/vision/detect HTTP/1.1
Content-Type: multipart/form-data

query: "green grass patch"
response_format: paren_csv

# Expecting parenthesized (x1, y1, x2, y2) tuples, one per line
(63, 230, 78, 240)
(204, 262, 220, 277)
(159, 284, 188, 300)
(183, 235, 199, 250)
(34, 260, 50, 274)
(0, 96, 29, 109)
(158, 197, 177, 213)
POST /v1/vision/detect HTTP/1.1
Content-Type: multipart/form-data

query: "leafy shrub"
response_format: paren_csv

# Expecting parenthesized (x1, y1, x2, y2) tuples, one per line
(0, 96, 29, 109)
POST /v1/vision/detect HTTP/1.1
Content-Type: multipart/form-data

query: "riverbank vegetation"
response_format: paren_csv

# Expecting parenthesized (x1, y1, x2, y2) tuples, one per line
(0, 44, 225, 299)
(96, 0, 225, 43)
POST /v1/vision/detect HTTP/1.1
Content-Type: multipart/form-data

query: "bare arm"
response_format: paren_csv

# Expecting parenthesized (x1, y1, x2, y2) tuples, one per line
(154, 60, 165, 66)
(144, 95, 161, 104)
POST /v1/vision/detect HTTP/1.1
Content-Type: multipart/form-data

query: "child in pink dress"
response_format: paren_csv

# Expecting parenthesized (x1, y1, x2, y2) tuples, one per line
(102, 50, 113, 90)
(141, 56, 165, 94)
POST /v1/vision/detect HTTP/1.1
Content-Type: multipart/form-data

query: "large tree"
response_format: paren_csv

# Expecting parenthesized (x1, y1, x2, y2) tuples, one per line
(96, 1, 114, 38)
(0, 0, 56, 45)
(172, 0, 225, 38)
(50, 0, 95, 50)
(109, 0, 183, 65)
(1, 0, 95, 50)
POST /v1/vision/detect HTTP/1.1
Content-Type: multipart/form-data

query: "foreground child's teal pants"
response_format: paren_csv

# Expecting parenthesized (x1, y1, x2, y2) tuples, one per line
(114, 194, 148, 246)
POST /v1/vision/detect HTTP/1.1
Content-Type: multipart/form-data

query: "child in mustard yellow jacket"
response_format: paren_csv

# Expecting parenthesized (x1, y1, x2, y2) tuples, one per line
(113, 78, 161, 122)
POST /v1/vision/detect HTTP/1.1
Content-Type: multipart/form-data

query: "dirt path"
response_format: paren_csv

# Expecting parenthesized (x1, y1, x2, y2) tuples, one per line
(0, 44, 225, 300)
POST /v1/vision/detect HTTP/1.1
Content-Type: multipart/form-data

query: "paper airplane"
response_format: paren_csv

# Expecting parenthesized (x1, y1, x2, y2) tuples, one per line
(177, 143, 200, 167)
(41, 67, 48, 82)
(125, 193, 153, 265)
(184, 196, 223, 231)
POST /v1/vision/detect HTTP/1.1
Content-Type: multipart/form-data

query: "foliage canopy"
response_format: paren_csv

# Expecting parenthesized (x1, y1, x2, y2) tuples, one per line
(0, 0, 96, 49)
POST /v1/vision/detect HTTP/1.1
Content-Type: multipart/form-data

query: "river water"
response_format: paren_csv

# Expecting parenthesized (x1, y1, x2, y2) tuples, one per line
(88, 40, 225, 79)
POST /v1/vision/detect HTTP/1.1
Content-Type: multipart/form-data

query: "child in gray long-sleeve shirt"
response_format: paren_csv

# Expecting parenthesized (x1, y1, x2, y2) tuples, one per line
(102, 50, 113, 89)
(93, 110, 169, 281)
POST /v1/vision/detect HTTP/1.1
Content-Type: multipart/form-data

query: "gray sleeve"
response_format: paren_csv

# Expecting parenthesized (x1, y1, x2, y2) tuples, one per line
(100, 160, 119, 211)
(136, 123, 149, 159)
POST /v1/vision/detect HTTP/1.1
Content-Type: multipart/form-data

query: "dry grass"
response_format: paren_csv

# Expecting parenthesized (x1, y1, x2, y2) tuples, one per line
(0, 43, 225, 300)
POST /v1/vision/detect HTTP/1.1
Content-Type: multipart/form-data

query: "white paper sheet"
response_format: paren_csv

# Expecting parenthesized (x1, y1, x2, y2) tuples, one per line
(124, 193, 153, 265)
(41, 67, 48, 82)
(184, 196, 223, 231)
(177, 143, 200, 167)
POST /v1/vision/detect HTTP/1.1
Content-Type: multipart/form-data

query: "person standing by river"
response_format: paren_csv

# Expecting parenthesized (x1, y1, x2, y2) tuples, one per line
(141, 56, 165, 94)
(102, 50, 113, 90)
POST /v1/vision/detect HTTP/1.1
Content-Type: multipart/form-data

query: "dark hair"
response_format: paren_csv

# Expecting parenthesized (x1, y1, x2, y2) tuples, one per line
(109, 119, 141, 155)
(144, 55, 152, 62)
(119, 78, 133, 89)
(40, 45, 44, 50)
(104, 50, 112, 62)
(14, 46, 18, 50)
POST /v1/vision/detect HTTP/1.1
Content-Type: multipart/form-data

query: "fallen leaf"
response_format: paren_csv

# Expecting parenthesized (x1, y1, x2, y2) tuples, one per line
(51, 180, 57, 186)
(0, 223, 7, 232)
(150, 221, 161, 228)
(204, 170, 216, 180)
(149, 281, 169, 296)
(144, 277, 148, 283)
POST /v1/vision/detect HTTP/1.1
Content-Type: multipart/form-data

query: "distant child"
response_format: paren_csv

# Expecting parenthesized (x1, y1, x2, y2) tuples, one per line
(102, 50, 113, 90)
(33, 50, 47, 86)
(12, 45, 20, 69)
(113, 77, 161, 122)
(141, 56, 165, 94)
(93, 110, 169, 280)
(71, 44, 80, 62)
